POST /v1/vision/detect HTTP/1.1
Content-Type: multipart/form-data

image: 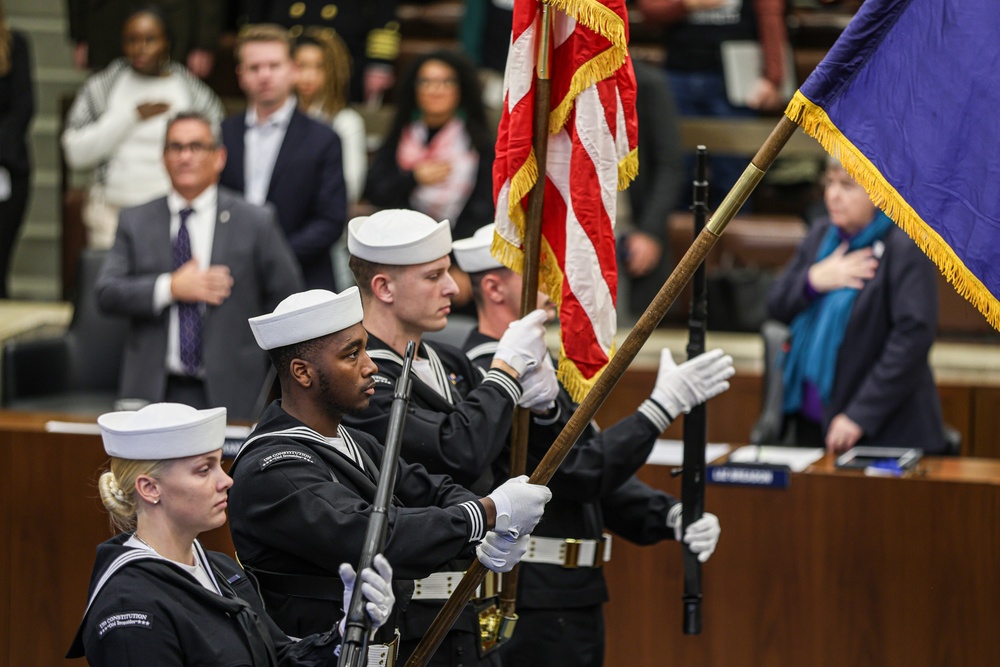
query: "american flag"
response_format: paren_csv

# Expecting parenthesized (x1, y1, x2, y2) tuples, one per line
(492, 0, 638, 401)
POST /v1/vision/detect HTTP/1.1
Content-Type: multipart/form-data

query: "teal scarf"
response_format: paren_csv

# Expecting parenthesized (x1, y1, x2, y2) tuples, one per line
(782, 212, 893, 413)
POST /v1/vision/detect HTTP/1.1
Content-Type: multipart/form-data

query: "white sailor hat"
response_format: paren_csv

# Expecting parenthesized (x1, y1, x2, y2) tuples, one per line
(452, 224, 504, 273)
(98, 403, 227, 460)
(347, 209, 452, 265)
(248, 287, 364, 350)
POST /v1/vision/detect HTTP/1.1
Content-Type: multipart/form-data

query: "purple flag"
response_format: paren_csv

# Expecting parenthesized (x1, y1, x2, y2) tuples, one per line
(785, 0, 1000, 329)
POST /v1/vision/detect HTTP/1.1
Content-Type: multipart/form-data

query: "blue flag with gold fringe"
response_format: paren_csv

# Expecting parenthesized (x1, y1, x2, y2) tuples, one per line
(785, 0, 1000, 330)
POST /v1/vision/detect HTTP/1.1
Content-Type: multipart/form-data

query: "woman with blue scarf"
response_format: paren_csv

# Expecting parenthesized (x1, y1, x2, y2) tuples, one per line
(767, 161, 945, 454)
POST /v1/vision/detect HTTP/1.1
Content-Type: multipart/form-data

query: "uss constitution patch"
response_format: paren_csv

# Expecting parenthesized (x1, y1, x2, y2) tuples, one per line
(97, 611, 152, 638)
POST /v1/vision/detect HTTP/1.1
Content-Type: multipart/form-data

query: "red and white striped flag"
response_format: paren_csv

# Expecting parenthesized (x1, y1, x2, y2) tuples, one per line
(492, 0, 638, 402)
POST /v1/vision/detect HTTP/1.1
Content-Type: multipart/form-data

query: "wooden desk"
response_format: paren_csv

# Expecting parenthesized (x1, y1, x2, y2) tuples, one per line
(603, 456, 1000, 666)
(3, 411, 999, 666)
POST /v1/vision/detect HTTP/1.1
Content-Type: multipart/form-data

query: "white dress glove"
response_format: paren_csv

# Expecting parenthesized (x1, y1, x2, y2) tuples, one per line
(338, 553, 395, 635)
(651, 348, 735, 416)
(668, 504, 721, 563)
(517, 354, 559, 411)
(476, 531, 530, 573)
(487, 474, 553, 537)
(494, 309, 550, 376)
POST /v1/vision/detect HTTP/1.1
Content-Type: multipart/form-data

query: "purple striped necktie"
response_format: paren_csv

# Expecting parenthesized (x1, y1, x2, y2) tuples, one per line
(173, 207, 201, 375)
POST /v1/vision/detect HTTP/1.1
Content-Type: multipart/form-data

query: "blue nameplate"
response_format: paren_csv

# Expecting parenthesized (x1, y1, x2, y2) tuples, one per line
(707, 463, 791, 489)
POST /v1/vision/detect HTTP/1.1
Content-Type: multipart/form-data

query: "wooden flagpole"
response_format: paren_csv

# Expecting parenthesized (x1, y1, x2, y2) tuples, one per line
(495, 0, 552, 637)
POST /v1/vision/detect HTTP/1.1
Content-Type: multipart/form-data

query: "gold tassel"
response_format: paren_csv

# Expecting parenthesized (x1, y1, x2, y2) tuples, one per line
(618, 147, 639, 191)
(785, 91, 1000, 331)
(556, 341, 617, 405)
(549, 48, 626, 133)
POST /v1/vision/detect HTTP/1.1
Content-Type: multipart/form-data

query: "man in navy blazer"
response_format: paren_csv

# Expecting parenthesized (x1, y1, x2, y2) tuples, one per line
(220, 23, 346, 290)
(97, 112, 303, 420)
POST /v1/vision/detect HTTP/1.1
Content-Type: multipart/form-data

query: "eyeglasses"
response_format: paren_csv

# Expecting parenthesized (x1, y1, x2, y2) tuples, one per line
(164, 141, 216, 157)
(415, 77, 459, 90)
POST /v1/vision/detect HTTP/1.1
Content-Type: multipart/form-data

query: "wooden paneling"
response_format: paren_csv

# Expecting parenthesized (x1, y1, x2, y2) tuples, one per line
(603, 459, 1000, 666)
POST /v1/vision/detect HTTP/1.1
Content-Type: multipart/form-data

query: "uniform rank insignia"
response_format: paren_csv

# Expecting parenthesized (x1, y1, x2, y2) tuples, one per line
(97, 611, 152, 638)
(259, 450, 315, 470)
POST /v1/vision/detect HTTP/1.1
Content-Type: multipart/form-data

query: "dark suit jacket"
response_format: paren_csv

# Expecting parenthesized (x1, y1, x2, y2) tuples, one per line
(220, 109, 346, 289)
(767, 220, 945, 452)
(0, 31, 34, 176)
(95, 187, 304, 420)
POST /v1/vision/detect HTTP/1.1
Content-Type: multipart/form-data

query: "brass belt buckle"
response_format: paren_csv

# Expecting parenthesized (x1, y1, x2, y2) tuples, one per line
(562, 538, 582, 568)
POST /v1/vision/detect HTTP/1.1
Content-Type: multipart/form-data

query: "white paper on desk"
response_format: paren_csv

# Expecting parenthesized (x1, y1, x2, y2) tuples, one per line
(646, 439, 731, 467)
(45, 421, 253, 440)
(728, 445, 824, 473)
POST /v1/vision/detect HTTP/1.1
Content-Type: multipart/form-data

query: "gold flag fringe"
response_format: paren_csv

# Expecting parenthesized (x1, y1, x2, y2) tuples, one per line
(546, 0, 629, 134)
(490, 232, 565, 307)
(507, 148, 538, 224)
(785, 90, 1000, 332)
(557, 340, 617, 404)
(549, 48, 626, 134)
(618, 147, 638, 191)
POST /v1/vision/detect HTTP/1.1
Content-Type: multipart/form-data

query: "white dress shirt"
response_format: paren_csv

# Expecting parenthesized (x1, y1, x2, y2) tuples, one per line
(153, 185, 219, 376)
(244, 96, 296, 206)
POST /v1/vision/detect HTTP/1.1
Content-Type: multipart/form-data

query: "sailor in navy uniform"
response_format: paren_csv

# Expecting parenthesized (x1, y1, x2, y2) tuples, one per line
(67, 402, 396, 666)
(452, 224, 733, 667)
(226, 286, 553, 666)
(339, 209, 562, 665)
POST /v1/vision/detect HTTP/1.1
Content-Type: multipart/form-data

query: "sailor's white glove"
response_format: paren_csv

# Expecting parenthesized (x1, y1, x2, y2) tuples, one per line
(494, 309, 549, 376)
(476, 531, 530, 573)
(667, 504, 721, 563)
(517, 354, 559, 411)
(338, 553, 395, 635)
(651, 348, 734, 416)
(487, 474, 552, 537)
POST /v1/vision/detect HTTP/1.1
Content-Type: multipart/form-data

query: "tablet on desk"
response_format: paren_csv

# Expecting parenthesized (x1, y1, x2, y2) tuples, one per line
(835, 446, 923, 471)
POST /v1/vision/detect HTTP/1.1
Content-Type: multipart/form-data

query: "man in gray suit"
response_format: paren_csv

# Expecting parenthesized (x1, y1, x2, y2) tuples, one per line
(96, 111, 303, 420)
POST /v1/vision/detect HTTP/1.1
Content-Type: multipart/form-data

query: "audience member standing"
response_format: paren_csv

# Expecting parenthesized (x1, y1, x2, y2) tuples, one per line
(66, 0, 222, 78)
(292, 28, 366, 291)
(637, 0, 789, 207)
(620, 59, 684, 319)
(62, 8, 223, 249)
(365, 51, 495, 242)
(220, 24, 347, 290)
(240, 0, 399, 104)
(292, 29, 365, 204)
(0, 1, 34, 298)
(768, 160, 945, 453)
(96, 112, 303, 420)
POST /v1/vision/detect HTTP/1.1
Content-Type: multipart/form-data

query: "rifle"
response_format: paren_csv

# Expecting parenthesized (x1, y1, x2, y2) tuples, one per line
(680, 146, 709, 635)
(338, 341, 417, 667)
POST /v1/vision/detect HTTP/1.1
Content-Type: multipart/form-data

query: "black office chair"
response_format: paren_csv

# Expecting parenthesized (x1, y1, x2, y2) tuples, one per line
(748, 319, 963, 454)
(2, 249, 127, 415)
(749, 319, 794, 445)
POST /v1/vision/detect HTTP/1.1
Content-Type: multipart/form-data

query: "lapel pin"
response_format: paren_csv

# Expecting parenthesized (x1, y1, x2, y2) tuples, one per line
(220, 210, 230, 223)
